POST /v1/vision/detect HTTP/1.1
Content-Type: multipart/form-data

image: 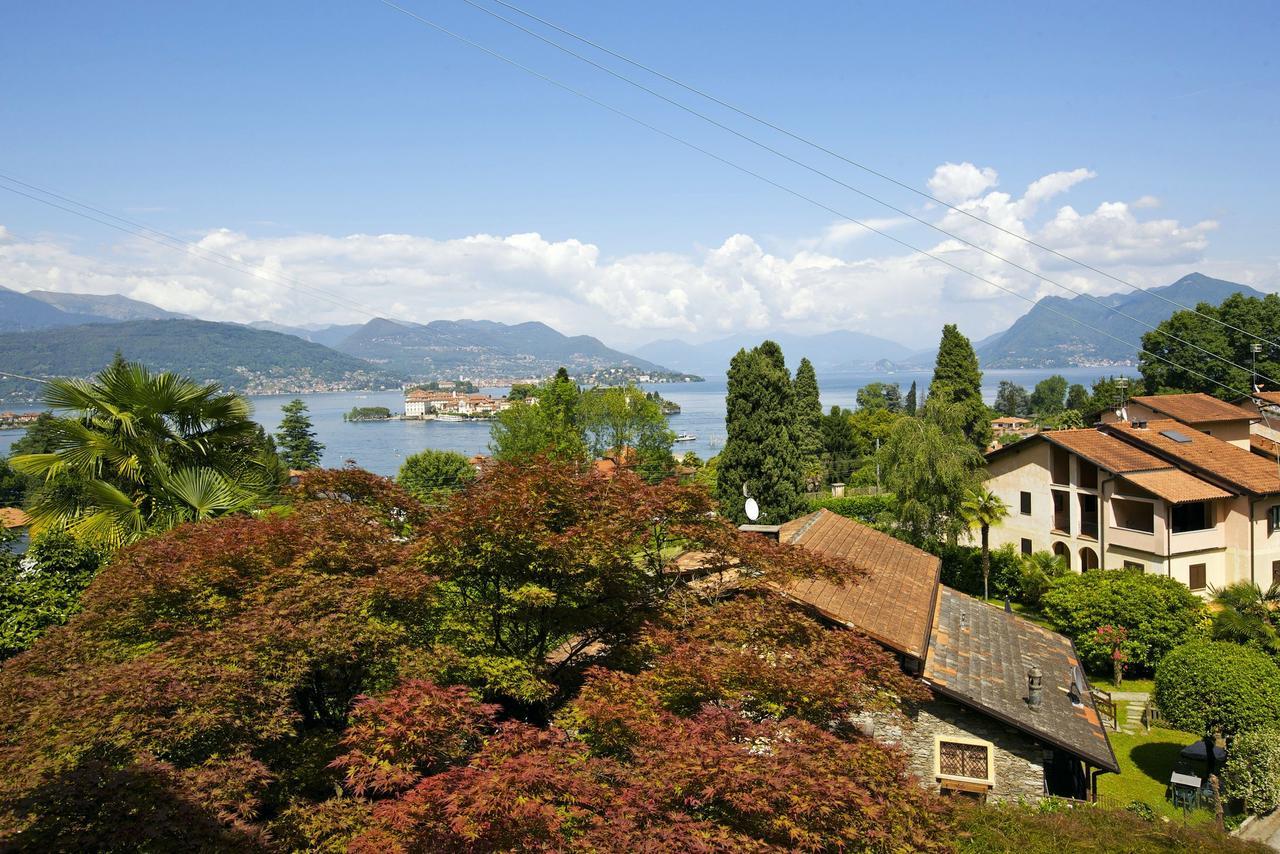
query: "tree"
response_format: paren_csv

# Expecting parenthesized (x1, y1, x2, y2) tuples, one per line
(1066, 383, 1091, 413)
(1222, 727, 1280, 815)
(1029, 374, 1068, 417)
(1155, 640, 1280, 780)
(1042, 570, 1205, 674)
(791, 358, 824, 481)
(716, 343, 807, 524)
(1095, 625, 1129, 689)
(397, 450, 476, 506)
(577, 385, 675, 483)
(276, 399, 324, 470)
(489, 368, 587, 463)
(1139, 292, 1280, 399)
(904, 380, 918, 416)
(878, 401, 985, 547)
(994, 381, 1031, 418)
(1016, 550, 1068, 608)
(10, 360, 280, 547)
(0, 531, 103, 659)
(960, 487, 1009, 600)
(1209, 581, 1280, 657)
(927, 325, 992, 449)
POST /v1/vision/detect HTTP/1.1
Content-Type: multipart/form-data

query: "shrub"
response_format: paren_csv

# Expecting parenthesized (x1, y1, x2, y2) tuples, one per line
(938, 543, 1023, 601)
(808, 493, 897, 525)
(1041, 570, 1206, 674)
(0, 530, 104, 659)
(1017, 551, 1068, 608)
(396, 449, 476, 506)
(1155, 641, 1280, 748)
(1222, 727, 1280, 815)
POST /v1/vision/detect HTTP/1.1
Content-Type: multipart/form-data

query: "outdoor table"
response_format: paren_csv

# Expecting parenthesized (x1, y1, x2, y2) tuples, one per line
(1168, 771, 1202, 810)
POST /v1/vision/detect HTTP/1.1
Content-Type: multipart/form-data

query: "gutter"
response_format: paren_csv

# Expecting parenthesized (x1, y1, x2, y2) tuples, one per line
(1099, 475, 1115, 569)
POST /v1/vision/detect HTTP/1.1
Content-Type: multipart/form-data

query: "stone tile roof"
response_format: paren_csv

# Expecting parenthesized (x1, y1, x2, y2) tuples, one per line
(1118, 469, 1232, 504)
(1130, 393, 1256, 424)
(1106, 419, 1280, 496)
(924, 587, 1120, 773)
(776, 510, 940, 660)
(0, 508, 30, 529)
(1039, 429, 1168, 473)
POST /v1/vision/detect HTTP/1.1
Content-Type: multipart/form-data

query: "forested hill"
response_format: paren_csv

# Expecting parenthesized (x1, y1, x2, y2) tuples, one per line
(976, 273, 1264, 368)
(0, 319, 403, 401)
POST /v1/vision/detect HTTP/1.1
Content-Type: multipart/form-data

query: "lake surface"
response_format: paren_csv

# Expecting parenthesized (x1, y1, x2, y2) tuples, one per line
(0, 366, 1134, 476)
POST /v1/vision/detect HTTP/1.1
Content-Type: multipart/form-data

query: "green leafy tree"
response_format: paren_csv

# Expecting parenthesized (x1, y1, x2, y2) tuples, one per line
(11, 360, 280, 547)
(960, 487, 1009, 600)
(578, 385, 674, 483)
(927, 325, 992, 449)
(820, 406, 858, 485)
(1042, 570, 1206, 674)
(1140, 292, 1280, 399)
(1016, 550, 1068, 608)
(904, 380, 917, 416)
(716, 343, 807, 524)
(1155, 640, 1280, 779)
(1089, 375, 1145, 415)
(878, 401, 984, 547)
(276, 398, 324, 470)
(1066, 383, 1091, 412)
(1222, 727, 1280, 815)
(397, 449, 476, 506)
(791, 358, 824, 482)
(490, 368, 587, 463)
(1029, 374, 1068, 417)
(994, 381, 1031, 418)
(0, 531, 103, 659)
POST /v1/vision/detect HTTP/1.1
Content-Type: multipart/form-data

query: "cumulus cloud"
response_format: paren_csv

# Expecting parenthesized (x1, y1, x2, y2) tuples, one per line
(0, 162, 1244, 348)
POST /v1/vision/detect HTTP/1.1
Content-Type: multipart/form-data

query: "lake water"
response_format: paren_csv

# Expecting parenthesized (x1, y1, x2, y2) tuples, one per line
(0, 366, 1134, 476)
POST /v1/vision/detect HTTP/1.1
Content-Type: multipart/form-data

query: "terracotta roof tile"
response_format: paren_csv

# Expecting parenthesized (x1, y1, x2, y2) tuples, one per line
(1130, 393, 1255, 424)
(1118, 469, 1232, 504)
(1106, 419, 1280, 495)
(1251, 434, 1280, 461)
(0, 508, 30, 529)
(1040, 429, 1168, 474)
(924, 587, 1119, 773)
(775, 510, 939, 659)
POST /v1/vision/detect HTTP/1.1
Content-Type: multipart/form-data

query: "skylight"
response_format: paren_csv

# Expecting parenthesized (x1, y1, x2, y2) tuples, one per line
(1160, 429, 1193, 443)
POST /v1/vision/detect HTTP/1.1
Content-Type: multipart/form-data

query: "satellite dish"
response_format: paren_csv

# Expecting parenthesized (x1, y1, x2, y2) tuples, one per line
(744, 497, 760, 521)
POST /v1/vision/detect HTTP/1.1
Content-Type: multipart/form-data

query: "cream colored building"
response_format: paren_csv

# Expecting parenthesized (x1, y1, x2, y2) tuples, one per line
(985, 396, 1280, 595)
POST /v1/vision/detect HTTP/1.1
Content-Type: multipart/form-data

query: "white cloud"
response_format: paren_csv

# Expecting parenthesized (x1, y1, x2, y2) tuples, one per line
(0, 163, 1253, 349)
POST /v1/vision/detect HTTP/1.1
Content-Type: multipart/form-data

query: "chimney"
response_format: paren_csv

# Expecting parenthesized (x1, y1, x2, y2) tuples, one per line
(1027, 665, 1043, 709)
(1130, 419, 1148, 429)
(831, 482, 846, 498)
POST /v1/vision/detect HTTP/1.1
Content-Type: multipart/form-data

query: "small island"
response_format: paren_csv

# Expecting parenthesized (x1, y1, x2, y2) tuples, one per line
(343, 406, 394, 422)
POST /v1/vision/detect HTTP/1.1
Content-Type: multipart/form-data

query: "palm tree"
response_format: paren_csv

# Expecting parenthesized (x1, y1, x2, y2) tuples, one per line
(961, 487, 1009, 601)
(1210, 581, 1280, 656)
(11, 359, 282, 547)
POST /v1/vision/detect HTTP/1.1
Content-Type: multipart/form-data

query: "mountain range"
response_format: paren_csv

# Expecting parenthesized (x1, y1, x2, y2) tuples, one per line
(634, 330, 913, 377)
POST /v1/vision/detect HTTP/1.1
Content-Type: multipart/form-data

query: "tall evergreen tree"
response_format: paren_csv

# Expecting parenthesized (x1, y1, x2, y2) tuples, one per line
(927, 324, 991, 449)
(277, 399, 325, 470)
(994, 381, 1030, 418)
(792, 358, 824, 477)
(905, 381, 917, 416)
(716, 342, 807, 524)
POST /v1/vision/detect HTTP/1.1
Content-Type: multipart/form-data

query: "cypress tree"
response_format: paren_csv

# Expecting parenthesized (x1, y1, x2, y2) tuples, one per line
(927, 325, 992, 449)
(792, 357, 823, 470)
(905, 381, 918, 416)
(276, 399, 324, 470)
(716, 342, 808, 524)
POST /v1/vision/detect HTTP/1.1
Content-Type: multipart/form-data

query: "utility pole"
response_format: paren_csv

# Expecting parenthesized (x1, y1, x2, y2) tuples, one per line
(875, 437, 881, 495)
(1251, 342, 1263, 393)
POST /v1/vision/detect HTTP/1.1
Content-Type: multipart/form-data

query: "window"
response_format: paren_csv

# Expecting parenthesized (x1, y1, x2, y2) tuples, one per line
(1172, 502, 1213, 533)
(1021, 538, 1033, 555)
(1113, 498, 1155, 533)
(1078, 459, 1099, 490)
(1020, 491, 1032, 516)
(1124, 560, 1144, 571)
(936, 738, 993, 785)
(1189, 564, 1207, 591)
(1269, 506, 1280, 536)
(1273, 561, 1280, 586)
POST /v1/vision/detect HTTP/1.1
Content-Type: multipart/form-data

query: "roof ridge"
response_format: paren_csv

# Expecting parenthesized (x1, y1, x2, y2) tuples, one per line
(787, 509, 827, 545)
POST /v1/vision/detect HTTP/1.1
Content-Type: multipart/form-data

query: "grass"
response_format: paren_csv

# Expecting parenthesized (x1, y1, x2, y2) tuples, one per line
(1096, 701, 1213, 825)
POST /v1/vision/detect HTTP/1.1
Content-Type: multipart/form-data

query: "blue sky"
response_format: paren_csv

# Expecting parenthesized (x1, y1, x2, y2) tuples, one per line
(2, 1, 1278, 348)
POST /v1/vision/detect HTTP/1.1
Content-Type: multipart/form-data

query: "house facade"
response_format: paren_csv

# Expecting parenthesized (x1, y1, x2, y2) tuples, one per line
(985, 393, 1280, 592)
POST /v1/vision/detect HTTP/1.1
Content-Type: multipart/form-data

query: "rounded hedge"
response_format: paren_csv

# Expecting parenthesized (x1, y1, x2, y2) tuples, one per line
(1154, 641, 1280, 742)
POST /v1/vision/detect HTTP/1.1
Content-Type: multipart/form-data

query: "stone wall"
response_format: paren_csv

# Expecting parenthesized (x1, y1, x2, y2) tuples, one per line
(860, 696, 1047, 802)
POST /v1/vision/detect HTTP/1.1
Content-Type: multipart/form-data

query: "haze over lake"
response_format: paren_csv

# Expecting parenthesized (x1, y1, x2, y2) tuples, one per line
(0, 367, 1133, 476)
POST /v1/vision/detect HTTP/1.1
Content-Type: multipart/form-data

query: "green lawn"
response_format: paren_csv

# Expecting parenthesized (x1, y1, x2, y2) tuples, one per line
(1097, 701, 1213, 825)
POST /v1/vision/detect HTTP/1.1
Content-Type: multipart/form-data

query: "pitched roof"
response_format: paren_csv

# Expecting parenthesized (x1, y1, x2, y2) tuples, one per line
(1105, 419, 1280, 496)
(1130, 393, 1255, 424)
(0, 508, 30, 529)
(1253, 391, 1280, 407)
(924, 587, 1119, 773)
(1039, 429, 1168, 474)
(1251, 434, 1280, 461)
(775, 510, 940, 660)
(1118, 469, 1232, 504)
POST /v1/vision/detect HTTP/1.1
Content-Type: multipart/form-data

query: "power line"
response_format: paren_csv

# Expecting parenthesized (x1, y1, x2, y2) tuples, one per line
(448, 0, 1280, 389)
(478, 0, 1280, 353)
(0, 175, 389, 324)
(377, 1, 1259, 403)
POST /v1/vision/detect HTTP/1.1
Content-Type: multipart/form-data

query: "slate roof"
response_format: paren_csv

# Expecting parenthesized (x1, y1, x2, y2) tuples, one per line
(924, 587, 1120, 773)
(1118, 469, 1232, 504)
(775, 510, 940, 660)
(1130, 393, 1256, 424)
(1106, 419, 1280, 496)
